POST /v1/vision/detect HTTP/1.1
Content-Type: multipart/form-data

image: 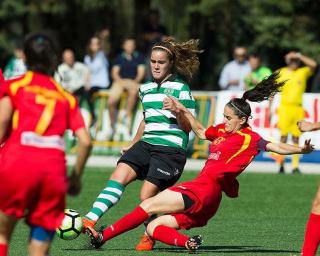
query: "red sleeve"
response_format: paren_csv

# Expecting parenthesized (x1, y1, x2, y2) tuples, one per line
(205, 126, 218, 141)
(68, 99, 85, 133)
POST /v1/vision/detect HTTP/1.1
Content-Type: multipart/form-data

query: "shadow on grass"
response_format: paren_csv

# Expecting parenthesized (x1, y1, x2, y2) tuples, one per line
(61, 245, 299, 254)
(154, 245, 299, 254)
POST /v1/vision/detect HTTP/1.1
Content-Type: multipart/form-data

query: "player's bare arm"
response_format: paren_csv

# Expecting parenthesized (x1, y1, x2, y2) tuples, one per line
(266, 139, 314, 155)
(0, 96, 13, 143)
(298, 120, 320, 132)
(163, 96, 206, 139)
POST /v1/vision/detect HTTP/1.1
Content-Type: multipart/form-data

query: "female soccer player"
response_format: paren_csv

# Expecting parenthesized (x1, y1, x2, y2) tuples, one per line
(83, 38, 200, 250)
(0, 33, 91, 256)
(298, 120, 320, 256)
(86, 73, 314, 251)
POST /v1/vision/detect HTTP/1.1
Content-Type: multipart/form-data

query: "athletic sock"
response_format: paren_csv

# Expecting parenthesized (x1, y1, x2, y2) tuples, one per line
(85, 180, 125, 221)
(302, 213, 320, 256)
(102, 206, 149, 242)
(0, 244, 8, 256)
(292, 144, 300, 169)
(152, 225, 189, 247)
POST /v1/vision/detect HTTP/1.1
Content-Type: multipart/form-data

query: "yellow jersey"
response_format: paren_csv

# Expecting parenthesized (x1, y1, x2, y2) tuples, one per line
(277, 66, 312, 106)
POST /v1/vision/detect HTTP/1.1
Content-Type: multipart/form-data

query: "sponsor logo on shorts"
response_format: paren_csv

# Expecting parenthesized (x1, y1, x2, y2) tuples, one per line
(156, 168, 171, 176)
(173, 168, 180, 176)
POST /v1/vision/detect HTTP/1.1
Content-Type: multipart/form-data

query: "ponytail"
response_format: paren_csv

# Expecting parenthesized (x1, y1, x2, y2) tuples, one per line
(242, 71, 285, 102)
(227, 72, 285, 121)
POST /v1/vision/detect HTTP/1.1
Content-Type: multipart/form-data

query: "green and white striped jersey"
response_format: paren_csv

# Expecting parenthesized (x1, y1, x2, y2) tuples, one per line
(139, 75, 196, 150)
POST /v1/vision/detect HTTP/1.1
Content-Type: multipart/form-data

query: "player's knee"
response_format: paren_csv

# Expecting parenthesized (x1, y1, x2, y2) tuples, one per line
(109, 164, 135, 184)
(140, 198, 157, 215)
(145, 221, 158, 237)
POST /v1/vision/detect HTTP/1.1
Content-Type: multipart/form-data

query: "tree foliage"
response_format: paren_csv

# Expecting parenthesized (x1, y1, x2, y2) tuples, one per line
(1, 0, 319, 90)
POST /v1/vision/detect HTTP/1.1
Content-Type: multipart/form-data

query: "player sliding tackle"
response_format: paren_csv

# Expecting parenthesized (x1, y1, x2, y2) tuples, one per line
(86, 73, 314, 252)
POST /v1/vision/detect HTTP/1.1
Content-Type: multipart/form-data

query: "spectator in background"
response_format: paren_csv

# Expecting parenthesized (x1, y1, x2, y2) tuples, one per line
(84, 36, 110, 123)
(244, 52, 272, 90)
(108, 37, 145, 132)
(141, 9, 168, 81)
(55, 49, 90, 105)
(98, 27, 111, 57)
(276, 51, 317, 174)
(141, 9, 168, 51)
(3, 42, 27, 79)
(218, 46, 251, 91)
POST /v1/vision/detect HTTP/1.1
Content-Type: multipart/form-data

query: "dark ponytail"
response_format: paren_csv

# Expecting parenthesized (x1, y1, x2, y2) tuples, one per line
(227, 72, 285, 121)
(242, 71, 285, 102)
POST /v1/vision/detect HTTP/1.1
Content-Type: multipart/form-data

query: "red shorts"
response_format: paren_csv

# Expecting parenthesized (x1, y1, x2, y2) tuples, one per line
(169, 180, 222, 230)
(0, 155, 67, 231)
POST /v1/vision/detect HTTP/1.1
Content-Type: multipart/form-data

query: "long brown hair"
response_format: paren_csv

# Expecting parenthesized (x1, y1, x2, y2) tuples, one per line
(152, 38, 202, 82)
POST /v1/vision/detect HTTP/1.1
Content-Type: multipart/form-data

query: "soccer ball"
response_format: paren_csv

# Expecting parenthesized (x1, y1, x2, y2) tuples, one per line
(56, 209, 83, 240)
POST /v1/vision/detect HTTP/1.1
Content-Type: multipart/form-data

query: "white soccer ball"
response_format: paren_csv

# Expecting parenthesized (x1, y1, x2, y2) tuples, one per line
(56, 209, 83, 240)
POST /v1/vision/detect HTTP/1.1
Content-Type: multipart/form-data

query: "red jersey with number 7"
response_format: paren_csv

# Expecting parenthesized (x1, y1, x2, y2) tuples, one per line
(0, 71, 85, 158)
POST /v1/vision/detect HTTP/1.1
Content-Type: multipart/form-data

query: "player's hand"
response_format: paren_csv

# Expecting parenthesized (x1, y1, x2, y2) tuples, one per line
(301, 139, 314, 154)
(163, 96, 185, 113)
(297, 120, 315, 132)
(67, 170, 81, 196)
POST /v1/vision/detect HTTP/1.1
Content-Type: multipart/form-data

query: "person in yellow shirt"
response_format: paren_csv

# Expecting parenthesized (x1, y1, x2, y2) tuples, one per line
(277, 51, 317, 173)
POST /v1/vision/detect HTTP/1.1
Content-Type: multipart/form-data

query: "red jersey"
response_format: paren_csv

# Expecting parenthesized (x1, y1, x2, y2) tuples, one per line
(195, 123, 269, 197)
(169, 123, 269, 229)
(0, 71, 85, 160)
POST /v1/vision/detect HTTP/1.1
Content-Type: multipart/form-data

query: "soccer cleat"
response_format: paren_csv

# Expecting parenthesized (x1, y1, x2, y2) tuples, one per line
(135, 234, 155, 251)
(292, 168, 301, 174)
(82, 218, 96, 233)
(185, 235, 203, 252)
(85, 226, 104, 249)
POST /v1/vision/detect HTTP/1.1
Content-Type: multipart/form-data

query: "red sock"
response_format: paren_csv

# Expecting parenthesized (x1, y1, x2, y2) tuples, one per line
(0, 244, 8, 256)
(102, 206, 149, 242)
(302, 213, 320, 256)
(152, 225, 189, 247)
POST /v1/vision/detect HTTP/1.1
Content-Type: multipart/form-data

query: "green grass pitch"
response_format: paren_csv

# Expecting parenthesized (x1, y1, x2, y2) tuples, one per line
(9, 167, 320, 255)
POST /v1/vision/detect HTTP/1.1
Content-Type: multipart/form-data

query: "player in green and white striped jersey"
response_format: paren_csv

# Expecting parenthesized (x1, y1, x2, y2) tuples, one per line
(83, 38, 202, 251)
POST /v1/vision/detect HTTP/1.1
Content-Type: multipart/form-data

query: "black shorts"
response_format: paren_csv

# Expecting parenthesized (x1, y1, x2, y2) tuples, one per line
(118, 141, 187, 191)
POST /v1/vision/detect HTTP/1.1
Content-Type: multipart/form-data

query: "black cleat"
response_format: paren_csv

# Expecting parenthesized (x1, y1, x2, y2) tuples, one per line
(292, 168, 301, 174)
(85, 226, 104, 249)
(185, 235, 203, 252)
